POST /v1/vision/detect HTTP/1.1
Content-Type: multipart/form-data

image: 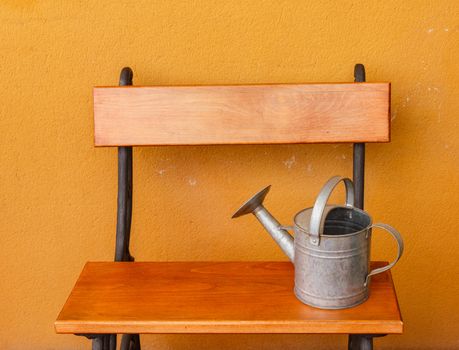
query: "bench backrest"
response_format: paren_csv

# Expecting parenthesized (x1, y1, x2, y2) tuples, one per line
(93, 83, 390, 146)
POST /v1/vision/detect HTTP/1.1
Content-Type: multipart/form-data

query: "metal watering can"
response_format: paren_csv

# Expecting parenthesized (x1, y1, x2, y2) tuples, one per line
(232, 176, 404, 309)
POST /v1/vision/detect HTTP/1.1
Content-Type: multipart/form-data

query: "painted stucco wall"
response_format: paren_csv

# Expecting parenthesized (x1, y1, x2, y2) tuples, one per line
(1, 1, 458, 349)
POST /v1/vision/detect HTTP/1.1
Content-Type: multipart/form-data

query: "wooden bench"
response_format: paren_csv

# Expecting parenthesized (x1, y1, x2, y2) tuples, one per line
(55, 65, 402, 350)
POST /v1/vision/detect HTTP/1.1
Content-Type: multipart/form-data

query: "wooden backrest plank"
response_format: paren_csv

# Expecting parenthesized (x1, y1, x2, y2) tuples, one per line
(93, 83, 390, 146)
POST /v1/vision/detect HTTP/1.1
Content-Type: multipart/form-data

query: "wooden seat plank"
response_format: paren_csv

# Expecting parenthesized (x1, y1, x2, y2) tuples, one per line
(55, 261, 402, 334)
(93, 83, 390, 146)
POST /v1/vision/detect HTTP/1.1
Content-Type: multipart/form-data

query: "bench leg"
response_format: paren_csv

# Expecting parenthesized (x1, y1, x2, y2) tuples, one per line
(348, 334, 387, 350)
(348, 334, 372, 350)
(91, 336, 103, 350)
(121, 334, 141, 350)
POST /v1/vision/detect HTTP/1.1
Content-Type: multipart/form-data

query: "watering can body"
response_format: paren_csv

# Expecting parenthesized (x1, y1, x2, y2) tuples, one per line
(232, 176, 403, 309)
(293, 205, 372, 308)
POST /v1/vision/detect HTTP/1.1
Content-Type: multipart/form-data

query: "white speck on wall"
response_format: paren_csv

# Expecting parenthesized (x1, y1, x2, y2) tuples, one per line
(427, 28, 434, 33)
(188, 178, 197, 186)
(421, 60, 428, 71)
(157, 169, 166, 176)
(283, 155, 296, 169)
(437, 110, 443, 123)
(306, 163, 313, 173)
(391, 110, 397, 121)
(444, 28, 449, 32)
(341, 154, 347, 160)
(406, 97, 410, 102)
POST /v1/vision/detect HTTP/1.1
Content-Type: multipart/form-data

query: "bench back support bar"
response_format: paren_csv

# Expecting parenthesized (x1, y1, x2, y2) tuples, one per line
(94, 82, 390, 146)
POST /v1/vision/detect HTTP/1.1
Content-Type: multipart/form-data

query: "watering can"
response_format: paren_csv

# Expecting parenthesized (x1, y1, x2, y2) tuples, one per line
(232, 176, 404, 309)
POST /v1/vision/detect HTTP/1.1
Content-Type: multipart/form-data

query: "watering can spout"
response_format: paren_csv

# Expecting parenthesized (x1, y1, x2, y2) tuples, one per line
(232, 186, 295, 262)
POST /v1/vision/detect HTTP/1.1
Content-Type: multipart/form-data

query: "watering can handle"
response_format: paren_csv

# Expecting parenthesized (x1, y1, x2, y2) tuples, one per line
(309, 176, 355, 245)
(364, 223, 404, 286)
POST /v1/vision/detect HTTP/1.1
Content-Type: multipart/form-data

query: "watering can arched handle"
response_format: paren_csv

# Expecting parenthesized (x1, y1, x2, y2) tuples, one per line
(309, 176, 355, 245)
(364, 223, 404, 286)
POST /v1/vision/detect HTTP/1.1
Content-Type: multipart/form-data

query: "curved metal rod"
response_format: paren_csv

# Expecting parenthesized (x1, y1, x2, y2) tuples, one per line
(124, 147, 133, 261)
(354, 64, 366, 82)
(119, 67, 133, 86)
(115, 67, 135, 262)
(353, 63, 366, 210)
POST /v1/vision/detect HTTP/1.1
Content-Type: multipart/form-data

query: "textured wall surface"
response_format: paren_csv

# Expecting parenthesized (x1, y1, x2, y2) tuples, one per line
(1, 1, 458, 349)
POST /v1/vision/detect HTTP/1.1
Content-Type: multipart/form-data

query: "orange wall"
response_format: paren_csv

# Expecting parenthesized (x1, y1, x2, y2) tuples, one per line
(1, 1, 458, 349)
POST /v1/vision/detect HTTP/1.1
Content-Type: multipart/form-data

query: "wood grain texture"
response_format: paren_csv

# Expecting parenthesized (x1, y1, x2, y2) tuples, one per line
(55, 261, 402, 334)
(93, 83, 390, 146)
